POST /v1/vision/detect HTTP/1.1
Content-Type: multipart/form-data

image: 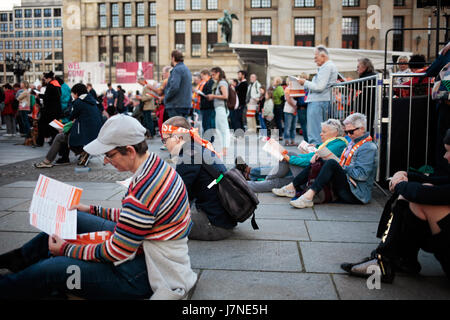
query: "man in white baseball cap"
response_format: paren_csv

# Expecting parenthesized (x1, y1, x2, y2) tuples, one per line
(1, 113, 197, 299)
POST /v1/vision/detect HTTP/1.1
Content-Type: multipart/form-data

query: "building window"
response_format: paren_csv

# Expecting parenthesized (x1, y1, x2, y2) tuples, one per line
(35, 19, 42, 28)
(207, 19, 217, 52)
(112, 36, 120, 65)
(137, 2, 145, 27)
(111, 3, 119, 28)
(9, 23, 13, 31)
(294, 18, 315, 47)
(44, 19, 52, 28)
(25, 9, 32, 18)
(54, 40, 62, 48)
(0, 41, 2, 49)
(54, 29, 62, 37)
(175, 0, 185, 11)
(25, 31, 32, 37)
(342, 17, 359, 49)
(55, 51, 62, 60)
(191, 0, 201, 10)
(44, 9, 52, 17)
(44, 40, 52, 49)
(175, 20, 186, 53)
(99, 4, 107, 28)
(24, 19, 32, 28)
(294, 0, 315, 7)
(251, 0, 271, 8)
(124, 3, 132, 27)
(54, 8, 61, 17)
(34, 52, 42, 60)
(44, 52, 52, 60)
(1, 13, 8, 22)
(54, 19, 62, 27)
(15, 41, 23, 49)
(24, 40, 32, 49)
(24, 52, 33, 60)
(342, 0, 359, 6)
(251, 18, 271, 44)
(34, 9, 41, 17)
(99, 36, 108, 64)
(44, 30, 52, 37)
(137, 35, 145, 61)
(15, 31, 23, 38)
(149, 2, 156, 27)
(34, 40, 42, 49)
(15, 20, 23, 29)
(207, 0, 218, 10)
(150, 35, 157, 63)
(0, 23, 7, 32)
(35, 63, 42, 71)
(394, 0, 405, 6)
(34, 30, 42, 37)
(125, 35, 133, 61)
(393, 16, 404, 51)
(191, 20, 201, 57)
(45, 63, 52, 71)
(15, 9, 22, 18)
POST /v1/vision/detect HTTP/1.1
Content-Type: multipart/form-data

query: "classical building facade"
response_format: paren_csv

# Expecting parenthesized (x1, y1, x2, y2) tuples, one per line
(0, 0, 63, 84)
(62, 0, 448, 83)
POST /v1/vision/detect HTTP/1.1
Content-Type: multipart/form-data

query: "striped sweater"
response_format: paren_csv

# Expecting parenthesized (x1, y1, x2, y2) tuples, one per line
(61, 152, 192, 262)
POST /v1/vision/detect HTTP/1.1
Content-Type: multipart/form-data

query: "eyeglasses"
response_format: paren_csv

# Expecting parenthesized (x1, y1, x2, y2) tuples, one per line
(161, 135, 172, 145)
(344, 127, 361, 135)
(104, 150, 119, 161)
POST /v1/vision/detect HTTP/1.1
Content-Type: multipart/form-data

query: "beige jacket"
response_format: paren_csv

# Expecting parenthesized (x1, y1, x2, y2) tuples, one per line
(17, 89, 31, 111)
(141, 86, 156, 111)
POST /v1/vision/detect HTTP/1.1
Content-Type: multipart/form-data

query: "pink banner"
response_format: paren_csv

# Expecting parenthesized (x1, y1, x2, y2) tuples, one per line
(116, 62, 153, 83)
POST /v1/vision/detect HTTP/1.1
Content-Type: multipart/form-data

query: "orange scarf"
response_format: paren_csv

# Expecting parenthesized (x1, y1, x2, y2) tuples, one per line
(339, 135, 372, 167)
(162, 124, 218, 156)
(192, 80, 206, 110)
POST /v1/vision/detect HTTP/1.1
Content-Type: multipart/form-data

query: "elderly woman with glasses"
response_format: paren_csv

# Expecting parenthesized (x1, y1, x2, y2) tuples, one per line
(287, 112, 378, 208)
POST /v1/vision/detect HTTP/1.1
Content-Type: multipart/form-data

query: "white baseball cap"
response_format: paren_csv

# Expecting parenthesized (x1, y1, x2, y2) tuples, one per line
(83, 114, 147, 155)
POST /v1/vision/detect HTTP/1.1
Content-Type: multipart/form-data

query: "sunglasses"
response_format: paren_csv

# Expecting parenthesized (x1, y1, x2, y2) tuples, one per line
(344, 127, 361, 135)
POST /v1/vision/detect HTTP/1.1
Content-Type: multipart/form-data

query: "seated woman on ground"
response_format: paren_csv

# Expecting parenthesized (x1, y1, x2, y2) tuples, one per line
(162, 116, 237, 241)
(236, 119, 348, 194)
(280, 112, 377, 209)
(340, 129, 450, 283)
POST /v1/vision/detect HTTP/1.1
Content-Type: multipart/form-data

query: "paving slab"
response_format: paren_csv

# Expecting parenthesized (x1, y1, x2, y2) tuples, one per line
(0, 198, 30, 211)
(0, 231, 39, 254)
(333, 274, 450, 300)
(191, 270, 338, 300)
(188, 240, 303, 272)
(300, 242, 378, 274)
(0, 211, 12, 218)
(0, 211, 40, 233)
(0, 187, 35, 199)
(256, 193, 294, 205)
(305, 220, 379, 243)
(313, 203, 382, 222)
(255, 204, 316, 221)
(230, 218, 310, 241)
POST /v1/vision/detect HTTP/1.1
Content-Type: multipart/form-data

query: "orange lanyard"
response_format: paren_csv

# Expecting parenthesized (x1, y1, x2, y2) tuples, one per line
(339, 136, 372, 167)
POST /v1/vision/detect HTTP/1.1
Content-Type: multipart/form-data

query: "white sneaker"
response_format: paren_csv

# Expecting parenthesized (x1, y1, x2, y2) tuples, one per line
(290, 195, 314, 209)
(272, 186, 296, 198)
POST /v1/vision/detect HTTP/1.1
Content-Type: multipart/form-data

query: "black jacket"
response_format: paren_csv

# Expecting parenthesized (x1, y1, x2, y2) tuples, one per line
(176, 143, 237, 229)
(200, 78, 214, 110)
(236, 80, 249, 108)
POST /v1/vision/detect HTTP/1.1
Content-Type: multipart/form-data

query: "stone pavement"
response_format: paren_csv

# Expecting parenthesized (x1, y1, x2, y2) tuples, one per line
(0, 130, 449, 300)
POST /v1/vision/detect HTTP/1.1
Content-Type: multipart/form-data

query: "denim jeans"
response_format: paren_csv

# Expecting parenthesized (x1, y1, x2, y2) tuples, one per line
(297, 107, 308, 142)
(306, 101, 330, 145)
(0, 211, 152, 299)
(230, 107, 244, 131)
(166, 108, 190, 119)
(284, 112, 297, 141)
(19, 110, 30, 137)
(142, 110, 155, 136)
(201, 108, 216, 133)
(292, 159, 361, 204)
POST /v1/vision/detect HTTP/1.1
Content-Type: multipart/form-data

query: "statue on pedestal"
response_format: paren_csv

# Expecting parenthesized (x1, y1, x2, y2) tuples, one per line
(217, 10, 238, 44)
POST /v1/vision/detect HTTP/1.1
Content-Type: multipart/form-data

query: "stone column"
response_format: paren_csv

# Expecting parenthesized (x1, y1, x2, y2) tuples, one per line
(185, 19, 191, 59)
(62, 0, 82, 81)
(322, 0, 342, 48)
(144, 34, 150, 62)
(131, 35, 137, 62)
(379, 0, 393, 51)
(201, 19, 208, 58)
(157, 0, 170, 69)
(277, 0, 291, 46)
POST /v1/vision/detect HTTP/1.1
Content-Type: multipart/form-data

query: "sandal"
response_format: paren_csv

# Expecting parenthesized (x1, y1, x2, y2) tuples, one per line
(34, 161, 53, 168)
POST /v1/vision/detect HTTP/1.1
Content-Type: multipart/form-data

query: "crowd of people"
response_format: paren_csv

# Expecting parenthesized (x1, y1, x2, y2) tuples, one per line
(0, 46, 449, 299)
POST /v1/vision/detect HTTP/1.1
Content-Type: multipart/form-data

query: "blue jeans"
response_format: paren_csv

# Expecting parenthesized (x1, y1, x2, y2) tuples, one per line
(307, 101, 330, 145)
(166, 107, 190, 119)
(258, 112, 267, 130)
(284, 112, 297, 141)
(230, 107, 244, 131)
(297, 107, 308, 142)
(201, 108, 216, 132)
(19, 110, 31, 137)
(142, 110, 155, 136)
(0, 211, 152, 299)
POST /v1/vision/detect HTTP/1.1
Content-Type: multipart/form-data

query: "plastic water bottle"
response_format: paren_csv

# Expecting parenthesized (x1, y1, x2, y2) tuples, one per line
(74, 167, 91, 173)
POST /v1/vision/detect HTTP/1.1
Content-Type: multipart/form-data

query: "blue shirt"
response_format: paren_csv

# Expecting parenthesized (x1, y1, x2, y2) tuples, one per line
(304, 60, 338, 102)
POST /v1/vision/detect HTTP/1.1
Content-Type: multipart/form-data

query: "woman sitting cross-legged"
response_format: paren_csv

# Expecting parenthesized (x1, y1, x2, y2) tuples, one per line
(284, 113, 378, 208)
(236, 119, 348, 194)
(161, 116, 237, 241)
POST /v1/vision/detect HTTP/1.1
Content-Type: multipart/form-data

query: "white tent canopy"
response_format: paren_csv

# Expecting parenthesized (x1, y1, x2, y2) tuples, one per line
(229, 43, 411, 83)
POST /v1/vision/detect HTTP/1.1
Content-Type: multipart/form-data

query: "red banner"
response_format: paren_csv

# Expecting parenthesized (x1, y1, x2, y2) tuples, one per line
(115, 62, 153, 83)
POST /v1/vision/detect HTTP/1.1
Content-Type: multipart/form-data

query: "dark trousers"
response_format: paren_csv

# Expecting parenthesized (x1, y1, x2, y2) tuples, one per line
(230, 107, 244, 131)
(292, 159, 361, 204)
(165, 108, 190, 119)
(142, 110, 155, 136)
(435, 101, 450, 175)
(273, 104, 284, 137)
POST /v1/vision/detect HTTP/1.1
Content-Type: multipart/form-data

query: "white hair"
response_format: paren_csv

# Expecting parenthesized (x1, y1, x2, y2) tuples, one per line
(397, 55, 410, 63)
(343, 113, 367, 131)
(315, 45, 329, 57)
(321, 119, 345, 137)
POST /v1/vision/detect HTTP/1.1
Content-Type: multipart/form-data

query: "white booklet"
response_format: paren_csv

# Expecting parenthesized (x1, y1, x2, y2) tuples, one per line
(262, 138, 287, 161)
(29, 175, 83, 240)
(49, 119, 64, 130)
(195, 89, 207, 97)
(298, 140, 317, 153)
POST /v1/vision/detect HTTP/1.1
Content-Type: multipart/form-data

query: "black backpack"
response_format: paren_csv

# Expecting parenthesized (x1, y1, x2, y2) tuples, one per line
(202, 164, 259, 230)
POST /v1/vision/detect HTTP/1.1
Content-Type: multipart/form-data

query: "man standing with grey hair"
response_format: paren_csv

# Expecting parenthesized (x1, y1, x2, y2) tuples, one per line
(297, 45, 338, 145)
